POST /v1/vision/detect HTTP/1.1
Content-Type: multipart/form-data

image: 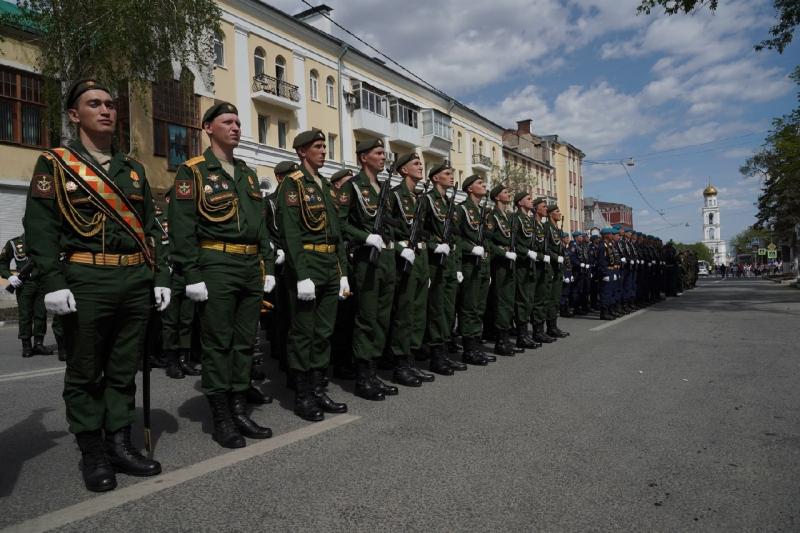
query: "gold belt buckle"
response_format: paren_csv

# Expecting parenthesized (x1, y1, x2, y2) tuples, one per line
(119, 255, 129, 266)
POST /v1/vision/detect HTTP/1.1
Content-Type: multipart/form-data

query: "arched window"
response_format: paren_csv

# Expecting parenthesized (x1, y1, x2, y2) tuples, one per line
(325, 76, 335, 107)
(275, 55, 286, 81)
(471, 137, 476, 155)
(491, 146, 496, 162)
(213, 31, 225, 67)
(254, 47, 265, 77)
(309, 69, 319, 101)
(707, 228, 715, 240)
(457, 131, 462, 152)
(708, 213, 714, 225)
(478, 140, 484, 155)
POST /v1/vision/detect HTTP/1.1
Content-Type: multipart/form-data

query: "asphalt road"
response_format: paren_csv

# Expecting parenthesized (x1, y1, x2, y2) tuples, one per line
(0, 278, 798, 532)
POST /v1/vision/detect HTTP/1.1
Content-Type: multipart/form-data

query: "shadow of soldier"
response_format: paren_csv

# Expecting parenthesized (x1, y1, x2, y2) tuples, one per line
(0, 407, 68, 497)
(131, 408, 180, 457)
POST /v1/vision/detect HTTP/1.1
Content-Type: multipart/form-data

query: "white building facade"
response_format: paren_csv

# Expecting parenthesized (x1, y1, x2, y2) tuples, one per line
(702, 182, 728, 265)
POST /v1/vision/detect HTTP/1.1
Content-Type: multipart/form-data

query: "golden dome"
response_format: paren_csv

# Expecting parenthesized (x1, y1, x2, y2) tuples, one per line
(703, 185, 718, 196)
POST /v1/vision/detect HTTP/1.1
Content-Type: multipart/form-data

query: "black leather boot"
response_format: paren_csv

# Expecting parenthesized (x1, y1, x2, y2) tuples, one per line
(354, 361, 385, 401)
(599, 307, 614, 320)
(445, 354, 468, 371)
(462, 337, 488, 366)
(56, 335, 67, 361)
(165, 350, 185, 379)
(230, 392, 272, 439)
(245, 385, 272, 405)
(250, 356, 267, 381)
(472, 338, 497, 362)
(178, 350, 201, 376)
(207, 394, 246, 448)
(293, 372, 324, 421)
(494, 330, 516, 356)
(311, 369, 348, 413)
(446, 336, 462, 355)
(531, 322, 555, 344)
(21, 338, 33, 358)
(32, 336, 52, 355)
(408, 360, 435, 382)
(105, 426, 162, 476)
(428, 345, 454, 376)
(371, 372, 399, 396)
(393, 357, 422, 387)
(333, 364, 357, 380)
(546, 319, 569, 338)
(560, 304, 574, 318)
(553, 317, 570, 336)
(515, 325, 539, 350)
(76, 430, 116, 492)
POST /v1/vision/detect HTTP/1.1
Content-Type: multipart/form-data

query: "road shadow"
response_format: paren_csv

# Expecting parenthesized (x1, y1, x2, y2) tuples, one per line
(0, 408, 68, 497)
(131, 408, 180, 457)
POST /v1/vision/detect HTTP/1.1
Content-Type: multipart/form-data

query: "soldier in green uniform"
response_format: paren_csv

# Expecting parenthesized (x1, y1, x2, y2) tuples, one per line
(531, 197, 555, 344)
(387, 153, 436, 384)
(278, 129, 350, 421)
(169, 102, 275, 448)
(338, 138, 398, 400)
(1, 232, 55, 357)
(486, 184, 517, 356)
(454, 175, 494, 365)
(423, 162, 467, 375)
(510, 192, 540, 350)
(24, 79, 168, 491)
(544, 205, 569, 339)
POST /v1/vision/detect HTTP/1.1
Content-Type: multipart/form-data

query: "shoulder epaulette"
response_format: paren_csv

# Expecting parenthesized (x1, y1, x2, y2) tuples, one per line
(286, 169, 304, 181)
(183, 155, 206, 168)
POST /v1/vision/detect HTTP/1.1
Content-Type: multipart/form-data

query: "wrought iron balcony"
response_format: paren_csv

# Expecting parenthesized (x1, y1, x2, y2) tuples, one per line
(472, 153, 493, 169)
(251, 74, 301, 108)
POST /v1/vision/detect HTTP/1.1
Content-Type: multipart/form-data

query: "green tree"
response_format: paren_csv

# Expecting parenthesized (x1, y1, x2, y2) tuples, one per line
(636, 0, 799, 53)
(675, 241, 713, 263)
(0, 0, 221, 133)
(729, 227, 771, 255)
(491, 159, 540, 195)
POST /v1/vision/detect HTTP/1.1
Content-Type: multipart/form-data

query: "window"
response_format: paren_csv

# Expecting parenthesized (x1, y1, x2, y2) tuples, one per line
(709, 213, 714, 225)
(326, 77, 335, 107)
(257, 115, 268, 144)
(478, 140, 483, 155)
(421, 110, 452, 140)
(327, 133, 337, 160)
(309, 70, 319, 101)
(277, 121, 287, 149)
(707, 228, 715, 240)
(115, 84, 131, 154)
(491, 146, 496, 162)
(356, 83, 387, 117)
(213, 31, 225, 67)
(457, 131, 462, 152)
(275, 56, 286, 82)
(0, 66, 49, 148)
(389, 99, 418, 128)
(254, 47, 266, 77)
(152, 75, 201, 170)
(471, 137, 476, 155)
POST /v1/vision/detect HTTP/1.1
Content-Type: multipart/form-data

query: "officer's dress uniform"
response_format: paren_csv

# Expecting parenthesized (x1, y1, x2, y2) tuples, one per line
(511, 208, 539, 349)
(544, 217, 568, 338)
(531, 214, 554, 343)
(263, 186, 289, 369)
(487, 204, 517, 356)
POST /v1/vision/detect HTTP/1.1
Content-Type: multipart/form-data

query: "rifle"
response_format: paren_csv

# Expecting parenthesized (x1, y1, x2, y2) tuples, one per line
(437, 186, 457, 267)
(5, 262, 34, 294)
(402, 180, 430, 275)
(508, 211, 518, 269)
(369, 158, 394, 265)
(472, 196, 488, 266)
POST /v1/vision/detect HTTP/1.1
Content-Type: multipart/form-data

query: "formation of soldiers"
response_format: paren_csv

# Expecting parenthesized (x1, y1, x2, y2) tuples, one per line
(4, 79, 686, 494)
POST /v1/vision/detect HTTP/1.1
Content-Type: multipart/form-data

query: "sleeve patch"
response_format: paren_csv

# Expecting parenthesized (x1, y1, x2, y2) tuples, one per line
(175, 179, 194, 200)
(31, 174, 54, 199)
(285, 189, 299, 206)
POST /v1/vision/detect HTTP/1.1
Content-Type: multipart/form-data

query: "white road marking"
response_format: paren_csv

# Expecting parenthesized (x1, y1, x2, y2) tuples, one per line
(589, 309, 647, 331)
(0, 367, 65, 383)
(2, 414, 361, 533)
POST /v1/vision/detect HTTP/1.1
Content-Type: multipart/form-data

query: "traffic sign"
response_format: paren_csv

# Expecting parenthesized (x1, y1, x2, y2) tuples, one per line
(767, 243, 777, 251)
(767, 251, 777, 259)
(758, 248, 766, 255)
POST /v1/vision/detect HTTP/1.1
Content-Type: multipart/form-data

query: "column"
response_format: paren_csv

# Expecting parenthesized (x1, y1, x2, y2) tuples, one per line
(234, 25, 253, 141)
(293, 53, 307, 131)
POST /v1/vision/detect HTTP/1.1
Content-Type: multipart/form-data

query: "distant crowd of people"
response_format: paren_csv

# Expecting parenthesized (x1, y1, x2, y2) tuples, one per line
(714, 260, 784, 278)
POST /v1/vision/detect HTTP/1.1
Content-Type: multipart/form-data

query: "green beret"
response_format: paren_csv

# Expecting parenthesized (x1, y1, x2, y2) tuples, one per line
(330, 168, 353, 184)
(532, 196, 547, 206)
(202, 101, 238, 125)
(461, 174, 481, 192)
(395, 153, 420, 173)
(513, 191, 530, 205)
(355, 137, 384, 154)
(546, 204, 560, 213)
(292, 128, 325, 149)
(561, 231, 570, 238)
(66, 79, 110, 108)
(490, 183, 507, 201)
(428, 161, 452, 179)
(274, 160, 299, 177)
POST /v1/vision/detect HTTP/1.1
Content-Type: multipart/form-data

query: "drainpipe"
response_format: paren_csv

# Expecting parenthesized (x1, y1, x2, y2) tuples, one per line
(337, 44, 349, 167)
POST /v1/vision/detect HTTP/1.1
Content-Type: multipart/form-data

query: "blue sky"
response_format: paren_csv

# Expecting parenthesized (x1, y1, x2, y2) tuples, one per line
(270, 0, 797, 245)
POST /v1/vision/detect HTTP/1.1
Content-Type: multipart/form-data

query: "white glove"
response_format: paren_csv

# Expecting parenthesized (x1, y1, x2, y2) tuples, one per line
(621, 257, 627, 264)
(365, 234, 384, 250)
(186, 282, 209, 302)
(434, 243, 450, 256)
(428, 279, 431, 288)
(531, 251, 538, 260)
(564, 277, 571, 284)
(8, 275, 23, 288)
(264, 275, 276, 294)
(527, 251, 536, 260)
(543, 255, 551, 264)
(557, 256, 564, 264)
(338, 276, 350, 299)
(457, 271, 464, 284)
(613, 274, 618, 281)
(275, 249, 285, 265)
(505, 251, 517, 261)
(580, 263, 586, 268)
(154, 287, 171, 312)
(44, 289, 77, 315)
(470, 246, 485, 257)
(297, 278, 316, 301)
(401, 247, 416, 264)
(570, 276, 575, 282)
(602, 276, 610, 282)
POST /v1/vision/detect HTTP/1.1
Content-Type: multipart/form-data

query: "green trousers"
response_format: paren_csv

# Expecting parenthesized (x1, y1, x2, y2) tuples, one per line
(533, 262, 552, 322)
(425, 250, 456, 346)
(515, 261, 535, 326)
(443, 247, 459, 339)
(162, 273, 195, 351)
(548, 265, 563, 320)
(286, 251, 340, 372)
(351, 248, 396, 361)
(491, 258, 515, 331)
(458, 256, 490, 337)
(390, 250, 429, 357)
(197, 249, 262, 395)
(61, 263, 151, 434)
(16, 278, 47, 339)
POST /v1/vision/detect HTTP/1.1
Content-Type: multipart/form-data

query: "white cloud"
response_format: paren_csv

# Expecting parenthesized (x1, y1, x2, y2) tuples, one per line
(668, 189, 704, 203)
(651, 179, 694, 191)
(722, 147, 756, 159)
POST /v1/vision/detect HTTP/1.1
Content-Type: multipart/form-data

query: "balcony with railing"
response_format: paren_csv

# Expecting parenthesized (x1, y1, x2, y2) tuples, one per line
(351, 82, 390, 137)
(472, 153, 492, 171)
(251, 74, 302, 110)
(421, 109, 452, 156)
